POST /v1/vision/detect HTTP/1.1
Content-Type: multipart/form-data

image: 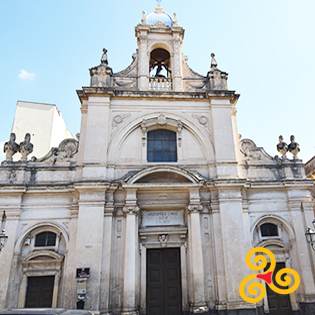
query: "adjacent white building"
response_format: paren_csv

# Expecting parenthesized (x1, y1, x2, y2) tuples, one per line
(0, 5, 315, 315)
(11, 101, 72, 160)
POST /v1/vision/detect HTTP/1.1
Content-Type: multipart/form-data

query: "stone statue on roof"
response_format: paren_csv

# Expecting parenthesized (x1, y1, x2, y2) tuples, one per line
(101, 48, 108, 66)
(211, 53, 217, 69)
(3, 133, 19, 161)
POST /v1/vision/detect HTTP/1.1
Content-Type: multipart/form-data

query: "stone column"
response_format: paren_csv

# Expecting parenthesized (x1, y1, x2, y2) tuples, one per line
(122, 189, 139, 315)
(187, 188, 208, 313)
(0, 189, 24, 309)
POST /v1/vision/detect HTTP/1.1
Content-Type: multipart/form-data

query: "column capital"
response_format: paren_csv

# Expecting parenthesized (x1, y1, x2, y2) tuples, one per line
(123, 206, 140, 215)
(187, 204, 203, 213)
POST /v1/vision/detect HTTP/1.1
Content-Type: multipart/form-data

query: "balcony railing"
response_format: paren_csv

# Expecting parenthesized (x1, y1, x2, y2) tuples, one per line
(149, 77, 172, 91)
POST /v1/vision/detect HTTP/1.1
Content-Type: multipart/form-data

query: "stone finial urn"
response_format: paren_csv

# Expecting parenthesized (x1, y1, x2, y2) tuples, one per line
(19, 133, 33, 161)
(3, 133, 19, 161)
(288, 135, 300, 159)
(276, 135, 288, 159)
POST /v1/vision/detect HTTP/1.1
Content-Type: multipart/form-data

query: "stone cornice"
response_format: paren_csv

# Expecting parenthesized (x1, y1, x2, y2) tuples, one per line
(77, 87, 239, 103)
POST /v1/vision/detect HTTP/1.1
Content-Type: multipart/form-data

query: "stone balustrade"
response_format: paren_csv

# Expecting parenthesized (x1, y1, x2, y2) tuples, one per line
(149, 77, 172, 91)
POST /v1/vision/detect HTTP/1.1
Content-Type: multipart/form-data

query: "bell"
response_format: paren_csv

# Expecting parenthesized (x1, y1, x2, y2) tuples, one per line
(155, 65, 166, 78)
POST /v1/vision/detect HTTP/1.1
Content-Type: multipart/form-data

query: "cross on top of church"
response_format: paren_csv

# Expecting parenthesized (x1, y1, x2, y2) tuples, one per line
(156, 0, 162, 6)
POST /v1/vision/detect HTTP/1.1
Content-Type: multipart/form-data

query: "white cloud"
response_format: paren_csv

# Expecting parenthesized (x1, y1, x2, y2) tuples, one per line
(18, 69, 36, 80)
(0, 142, 6, 162)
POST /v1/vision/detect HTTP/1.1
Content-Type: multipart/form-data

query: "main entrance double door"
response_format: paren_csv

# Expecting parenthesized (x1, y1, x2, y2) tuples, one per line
(266, 263, 292, 315)
(25, 276, 54, 308)
(146, 248, 182, 315)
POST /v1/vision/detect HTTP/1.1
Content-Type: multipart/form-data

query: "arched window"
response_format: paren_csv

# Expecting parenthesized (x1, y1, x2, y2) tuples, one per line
(35, 232, 57, 247)
(147, 129, 177, 162)
(260, 223, 278, 237)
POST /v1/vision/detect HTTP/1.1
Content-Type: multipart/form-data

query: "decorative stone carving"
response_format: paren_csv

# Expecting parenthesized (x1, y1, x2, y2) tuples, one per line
(187, 205, 203, 212)
(137, 34, 147, 44)
(141, 11, 146, 24)
(192, 114, 208, 126)
(141, 119, 147, 147)
(112, 113, 131, 129)
(240, 139, 274, 162)
(157, 114, 167, 125)
(177, 120, 182, 147)
(152, 20, 168, 29)
(34, 139, 79, 164)
(113, 79, 136, 88)
(182, 55, 188, 63)
(3, 133, 19, 161)
(159, 234, 168, 247)
(101, 48, 108, 66)
(173, 37, 181, 45)
(277, 135, 288, 159)
(58, 139, 78, 161)
(19, 133, 33, 161)
(211, 52, 217, 69)
(288, 135, 300, 159)
(123, 206, 140, 214)
(140, 116, 184, 148)
(186, 82, 207, 90)
(173, 12, 178, 25)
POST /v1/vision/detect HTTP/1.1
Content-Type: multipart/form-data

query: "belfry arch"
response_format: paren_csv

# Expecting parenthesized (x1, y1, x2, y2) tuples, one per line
(149, 48, 171, 78)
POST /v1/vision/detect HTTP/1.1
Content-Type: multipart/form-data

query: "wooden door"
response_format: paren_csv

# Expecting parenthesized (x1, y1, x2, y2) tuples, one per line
(266, 263, 292, 315)
(25, 276, 54, 308)
(146, 248, 182, 315)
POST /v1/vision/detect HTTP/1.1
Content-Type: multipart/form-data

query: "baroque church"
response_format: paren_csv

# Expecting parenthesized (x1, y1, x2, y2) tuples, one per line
(1, 5, 315, 315)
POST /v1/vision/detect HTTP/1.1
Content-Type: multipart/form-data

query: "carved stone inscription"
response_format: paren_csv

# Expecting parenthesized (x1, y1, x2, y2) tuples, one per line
(142, 210, 184, 227)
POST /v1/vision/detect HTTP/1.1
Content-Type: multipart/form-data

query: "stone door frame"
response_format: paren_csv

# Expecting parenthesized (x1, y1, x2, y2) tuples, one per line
(139, 227, 188, 314)
(261, 248, 299, 313)
(18, 251, 64, 308)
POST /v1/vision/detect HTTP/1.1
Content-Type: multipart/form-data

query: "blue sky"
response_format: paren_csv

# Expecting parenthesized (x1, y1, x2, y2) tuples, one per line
(0, 0, 314, 162)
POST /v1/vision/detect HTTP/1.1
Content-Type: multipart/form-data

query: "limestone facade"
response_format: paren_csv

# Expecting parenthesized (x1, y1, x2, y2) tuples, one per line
(1, 6, 315, 315)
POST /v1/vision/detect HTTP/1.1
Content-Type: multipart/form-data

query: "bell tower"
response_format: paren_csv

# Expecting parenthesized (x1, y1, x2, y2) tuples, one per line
(135, 5, 184, 91)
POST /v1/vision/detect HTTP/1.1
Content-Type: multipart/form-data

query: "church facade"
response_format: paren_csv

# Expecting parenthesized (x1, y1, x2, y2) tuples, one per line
(1, 6, 315, 315)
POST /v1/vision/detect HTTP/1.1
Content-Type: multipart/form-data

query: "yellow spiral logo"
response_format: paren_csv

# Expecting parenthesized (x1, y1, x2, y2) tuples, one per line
(239, 247, 300, 303)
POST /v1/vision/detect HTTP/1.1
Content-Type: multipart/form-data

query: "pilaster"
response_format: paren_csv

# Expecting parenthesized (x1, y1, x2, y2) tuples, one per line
(137, 29, 149, 91)
(99, 185, 118, 315)
(209, 99, 238, 178)
(63, 194, 79, 309)
(74, 182, 109, 312)
(187, 188, 208, 313)
(172, 34, 183, 91)
(213, 181, 251, 310)
(0, 187, 24, 309)
(122, 189, 139, 315)
(82, 96, 111, 179)
(286, 187, 315, 299)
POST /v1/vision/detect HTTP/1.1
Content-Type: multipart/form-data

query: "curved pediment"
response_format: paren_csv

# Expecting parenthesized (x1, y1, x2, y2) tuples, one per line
(124, 165, 204, 184)
(22, 250, 64, 263)
(135, 171, 192, 183)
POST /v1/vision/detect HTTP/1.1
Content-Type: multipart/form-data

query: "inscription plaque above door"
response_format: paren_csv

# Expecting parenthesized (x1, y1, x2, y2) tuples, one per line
(142, 210, 184, 227)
